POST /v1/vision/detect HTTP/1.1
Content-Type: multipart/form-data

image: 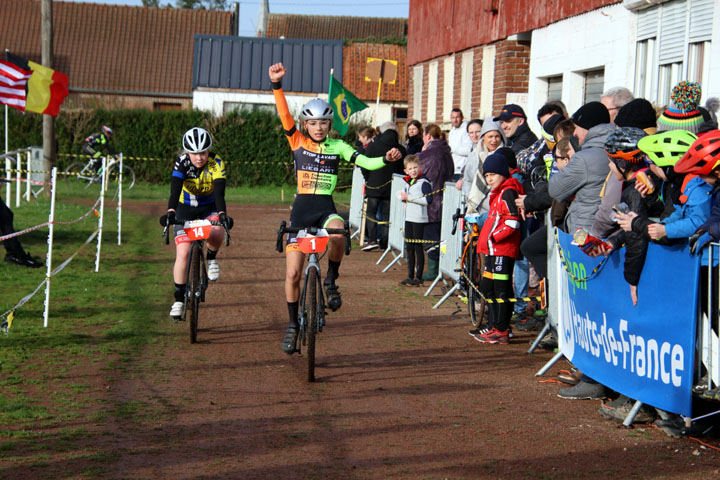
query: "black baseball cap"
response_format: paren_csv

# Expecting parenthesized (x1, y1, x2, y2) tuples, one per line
(493, 104, 527, 122)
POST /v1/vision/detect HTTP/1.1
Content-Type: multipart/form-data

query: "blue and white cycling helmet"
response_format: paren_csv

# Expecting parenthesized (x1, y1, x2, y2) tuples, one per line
(301, 98, 334, 121)
(182, 127, 212, 153)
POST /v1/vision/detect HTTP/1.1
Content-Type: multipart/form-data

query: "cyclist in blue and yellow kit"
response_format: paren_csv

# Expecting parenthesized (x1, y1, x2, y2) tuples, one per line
(269, 62, 402, 354)
(162, 127, 230, 318)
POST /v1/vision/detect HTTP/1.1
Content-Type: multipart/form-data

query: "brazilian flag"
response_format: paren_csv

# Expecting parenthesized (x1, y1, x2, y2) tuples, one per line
(328, 74, 368, 136)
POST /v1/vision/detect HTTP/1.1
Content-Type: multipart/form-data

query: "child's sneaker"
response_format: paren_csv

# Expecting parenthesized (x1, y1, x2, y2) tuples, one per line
(474, 327, 510, 345)
(399, 277, 414, 286)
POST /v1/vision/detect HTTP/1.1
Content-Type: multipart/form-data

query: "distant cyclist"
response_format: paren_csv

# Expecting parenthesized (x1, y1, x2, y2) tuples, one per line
(268, 62, 402, 354)
(161, 127, 230, 318)
(82, 125, 114, 171)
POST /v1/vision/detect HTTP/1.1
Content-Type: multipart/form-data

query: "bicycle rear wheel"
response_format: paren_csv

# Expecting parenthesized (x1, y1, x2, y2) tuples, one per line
(466, 236, 485, 328)
(109, 162, 136, 190)
(305, 267, 318, 382)
(187, 242, 202, 344)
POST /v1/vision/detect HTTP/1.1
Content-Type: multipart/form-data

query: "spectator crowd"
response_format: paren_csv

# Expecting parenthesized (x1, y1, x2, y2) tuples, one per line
(353, 80, 720, 438)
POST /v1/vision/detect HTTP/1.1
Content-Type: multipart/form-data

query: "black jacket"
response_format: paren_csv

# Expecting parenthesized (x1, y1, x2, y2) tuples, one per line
(361, 129, 406, 198)
(507, 122, 538, 154)
(405, 134, 424, 155)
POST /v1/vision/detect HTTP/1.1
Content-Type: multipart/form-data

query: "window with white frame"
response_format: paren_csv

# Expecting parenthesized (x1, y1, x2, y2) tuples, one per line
(583, 69, 605, 103)
(632, 0, 714, 105)
(413, 65, 423, 120)
(547, 76, 562, 101)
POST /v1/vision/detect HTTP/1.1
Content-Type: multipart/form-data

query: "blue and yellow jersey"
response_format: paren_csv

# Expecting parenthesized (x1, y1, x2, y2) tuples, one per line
(172, 152, 226, 207)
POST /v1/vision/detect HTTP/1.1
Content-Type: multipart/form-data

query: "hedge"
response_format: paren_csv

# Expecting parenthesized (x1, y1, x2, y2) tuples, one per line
(0, 108, 364, 187)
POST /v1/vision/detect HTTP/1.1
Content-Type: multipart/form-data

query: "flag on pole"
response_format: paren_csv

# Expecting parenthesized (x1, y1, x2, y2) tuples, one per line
(6, 52, 69, 117)
(328, 73, 368, 136)
(0, 60, 32, 112)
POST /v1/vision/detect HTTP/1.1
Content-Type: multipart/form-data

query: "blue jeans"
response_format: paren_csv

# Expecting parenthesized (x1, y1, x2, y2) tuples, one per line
(513, 258, 529, 315)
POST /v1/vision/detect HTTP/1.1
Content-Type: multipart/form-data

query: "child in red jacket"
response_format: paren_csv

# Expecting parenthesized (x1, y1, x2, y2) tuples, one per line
(474, 152, 524, 345)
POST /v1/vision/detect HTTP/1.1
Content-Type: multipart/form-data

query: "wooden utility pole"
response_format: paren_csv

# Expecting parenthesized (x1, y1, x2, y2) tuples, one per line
(41, 0, 55, 198)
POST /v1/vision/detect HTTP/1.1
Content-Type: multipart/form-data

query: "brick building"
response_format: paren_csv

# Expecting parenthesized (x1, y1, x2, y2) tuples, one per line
(407, 0, 719, 131)
(0, 0, 234, 110)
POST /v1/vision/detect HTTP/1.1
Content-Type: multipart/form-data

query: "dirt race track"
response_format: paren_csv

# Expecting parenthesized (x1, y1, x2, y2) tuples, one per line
(76, 203, 720, 478)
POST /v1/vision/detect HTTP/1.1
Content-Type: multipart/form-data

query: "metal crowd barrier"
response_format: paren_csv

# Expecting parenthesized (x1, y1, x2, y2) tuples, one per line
(348, 167, 365, 239)
(425, 182, 463, 307)
(2, 146, 44, 205)
(378, 174, 406, 271)
(700, 243, 720, 396)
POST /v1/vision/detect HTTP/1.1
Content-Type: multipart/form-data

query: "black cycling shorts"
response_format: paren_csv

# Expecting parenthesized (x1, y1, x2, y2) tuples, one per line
(286, 194, 343, 251)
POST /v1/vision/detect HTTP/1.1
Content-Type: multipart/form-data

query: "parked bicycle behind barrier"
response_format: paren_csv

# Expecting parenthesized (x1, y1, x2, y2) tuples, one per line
(162, 216, 231, 343)
(451, 208, 486, 329)
(276, 220, 351, 382)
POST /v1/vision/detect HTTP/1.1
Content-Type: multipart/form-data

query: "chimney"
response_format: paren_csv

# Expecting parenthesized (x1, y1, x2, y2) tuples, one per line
(257, 0, 269, 37)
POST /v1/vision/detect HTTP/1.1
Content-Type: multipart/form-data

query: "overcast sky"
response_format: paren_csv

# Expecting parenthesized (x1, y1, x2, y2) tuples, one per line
(75, 1, 410, 37)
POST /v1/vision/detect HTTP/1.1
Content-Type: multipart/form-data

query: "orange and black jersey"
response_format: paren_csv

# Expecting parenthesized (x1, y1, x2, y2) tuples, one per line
(272, 85, 390, 195)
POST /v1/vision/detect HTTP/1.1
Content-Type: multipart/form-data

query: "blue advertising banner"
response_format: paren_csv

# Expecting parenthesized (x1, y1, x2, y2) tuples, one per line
(555, 229, 698, 416)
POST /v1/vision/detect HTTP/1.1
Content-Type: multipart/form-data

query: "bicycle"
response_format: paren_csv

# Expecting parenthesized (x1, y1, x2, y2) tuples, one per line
(452, 208, 486, 328)
(276, 220, 351, 382)
(66, 155, 136, 190)
(163, 217, 230, 343)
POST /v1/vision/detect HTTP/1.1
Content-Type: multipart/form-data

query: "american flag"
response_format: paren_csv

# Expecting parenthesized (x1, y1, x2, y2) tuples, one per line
(0, 59, 32, 111)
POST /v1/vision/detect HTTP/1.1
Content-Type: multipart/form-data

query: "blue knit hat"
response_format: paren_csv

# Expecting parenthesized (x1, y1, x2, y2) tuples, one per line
(482, 151, 510, 178)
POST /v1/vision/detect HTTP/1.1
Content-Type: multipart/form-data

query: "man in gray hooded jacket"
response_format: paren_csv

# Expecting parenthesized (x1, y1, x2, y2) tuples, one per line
(548, 102, 614, 234)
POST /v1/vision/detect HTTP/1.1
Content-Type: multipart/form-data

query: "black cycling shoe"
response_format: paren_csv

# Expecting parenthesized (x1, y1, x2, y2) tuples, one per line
(324, 283, 342, 311)
(5, 252, 43, 268)
(282, 326, 298, 354)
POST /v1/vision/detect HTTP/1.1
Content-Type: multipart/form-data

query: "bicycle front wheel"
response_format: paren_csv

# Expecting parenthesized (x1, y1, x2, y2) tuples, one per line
(187, 242, 202, 344)
(466, 236, 485, 328)
(305, 267, 318, 382)
(108, 163, 136, 190)
(65, 162, 95, 190)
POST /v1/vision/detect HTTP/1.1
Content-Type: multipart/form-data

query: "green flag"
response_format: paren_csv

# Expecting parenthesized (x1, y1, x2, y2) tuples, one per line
(328, 73, 368, 136)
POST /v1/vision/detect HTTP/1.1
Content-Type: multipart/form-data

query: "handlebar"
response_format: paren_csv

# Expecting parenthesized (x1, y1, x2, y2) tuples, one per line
(276, 220, 352, 255)
(163, 219, 231, 247)
(451, 208, 464, 236)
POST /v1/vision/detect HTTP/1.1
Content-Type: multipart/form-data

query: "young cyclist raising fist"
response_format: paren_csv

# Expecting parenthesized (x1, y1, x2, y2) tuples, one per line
(269, 62, 402, 354)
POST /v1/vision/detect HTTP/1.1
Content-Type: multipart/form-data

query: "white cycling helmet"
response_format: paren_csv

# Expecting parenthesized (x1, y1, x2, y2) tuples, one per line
(102, 125, 113, 136)
(301, 98, 334, 121)
(182, 127, 212, 153)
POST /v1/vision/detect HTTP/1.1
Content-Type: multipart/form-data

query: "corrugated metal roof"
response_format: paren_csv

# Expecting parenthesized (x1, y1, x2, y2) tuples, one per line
(266, 14, 406, 41)
(0, 0, 232, 95)
(193, 36, 343, 94)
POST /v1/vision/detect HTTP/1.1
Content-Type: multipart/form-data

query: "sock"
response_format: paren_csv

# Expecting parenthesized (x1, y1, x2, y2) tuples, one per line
(174, 283, 186, 302)
(325, 259, 341, 284)
(287, 301, 299, 328)
(206, 248, 217, 261)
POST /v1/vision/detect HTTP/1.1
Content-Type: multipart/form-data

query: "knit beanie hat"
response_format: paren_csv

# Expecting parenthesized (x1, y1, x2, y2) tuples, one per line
(615, 98, 657, 130)
(482, 151, 510, 178)
(541, 114, 565, 142)
(571, 102, 610, 130)
(480, 117, 507, 143)
(657, 81, 704, 133)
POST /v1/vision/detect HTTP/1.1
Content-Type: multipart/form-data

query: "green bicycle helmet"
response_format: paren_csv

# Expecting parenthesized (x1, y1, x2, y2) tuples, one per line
(638, 130, 697, 167)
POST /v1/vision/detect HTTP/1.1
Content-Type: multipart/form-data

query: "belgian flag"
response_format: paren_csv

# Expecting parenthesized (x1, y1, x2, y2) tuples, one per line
(6, 52, 68, 117)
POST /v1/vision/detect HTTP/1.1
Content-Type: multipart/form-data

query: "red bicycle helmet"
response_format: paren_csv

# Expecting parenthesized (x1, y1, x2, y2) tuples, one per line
(674, 130, 720, 175)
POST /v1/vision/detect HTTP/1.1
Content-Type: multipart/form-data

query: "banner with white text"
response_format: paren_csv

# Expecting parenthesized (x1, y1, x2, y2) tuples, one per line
(555, 229, 698, 416)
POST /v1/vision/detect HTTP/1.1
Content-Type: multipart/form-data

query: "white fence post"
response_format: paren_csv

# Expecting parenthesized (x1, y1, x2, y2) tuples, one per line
(15, 153, 21, 207)
(95, 157, 106, 272)
(25, 150, 31, 201)
(43, 167, 58, 328)
(117, 153, 123, 245)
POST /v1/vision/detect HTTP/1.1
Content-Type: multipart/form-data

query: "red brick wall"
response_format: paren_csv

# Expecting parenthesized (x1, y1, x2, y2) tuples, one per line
(343, 43, 408, 103)
(492, 39, 531, 114)
(407, 39, 530, 125)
